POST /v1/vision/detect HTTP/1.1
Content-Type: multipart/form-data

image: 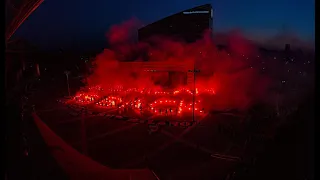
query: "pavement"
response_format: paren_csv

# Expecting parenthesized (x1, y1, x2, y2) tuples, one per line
(34, 99, 247, 179)
(32, 112, 157, 180)
(30, 79, 255, 180)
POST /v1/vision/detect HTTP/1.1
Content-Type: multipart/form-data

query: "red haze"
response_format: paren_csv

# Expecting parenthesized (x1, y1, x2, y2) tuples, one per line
(86, 19, 272, 110)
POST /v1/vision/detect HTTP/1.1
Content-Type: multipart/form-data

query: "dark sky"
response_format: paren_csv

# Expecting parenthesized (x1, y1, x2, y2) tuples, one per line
(13, 0, 314, 50)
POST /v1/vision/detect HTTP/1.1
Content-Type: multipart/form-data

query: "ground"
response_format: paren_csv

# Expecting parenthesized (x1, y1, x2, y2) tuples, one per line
(29, 76, 263, 180)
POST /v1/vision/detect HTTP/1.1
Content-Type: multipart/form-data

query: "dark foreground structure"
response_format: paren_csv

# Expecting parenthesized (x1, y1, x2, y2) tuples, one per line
(138, 4, 213, 43)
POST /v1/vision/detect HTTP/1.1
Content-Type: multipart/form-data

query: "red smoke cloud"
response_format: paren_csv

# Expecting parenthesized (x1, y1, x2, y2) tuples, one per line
(107, 17, 142, 45)
(86, 19, 272, 110)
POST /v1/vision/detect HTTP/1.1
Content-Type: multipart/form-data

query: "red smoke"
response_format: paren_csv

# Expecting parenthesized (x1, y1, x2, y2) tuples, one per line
(107, 17, 142, 45)
(86, 19, 271, 110)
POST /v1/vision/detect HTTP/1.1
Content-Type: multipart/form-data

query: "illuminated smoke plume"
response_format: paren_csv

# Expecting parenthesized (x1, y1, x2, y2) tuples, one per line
(107, 17, 142, 45)
(86, 19, 271, 110)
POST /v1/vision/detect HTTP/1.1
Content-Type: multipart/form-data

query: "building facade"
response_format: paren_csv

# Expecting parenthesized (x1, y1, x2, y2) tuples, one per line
(131, 4, 213, 88)
(138, 4, 213, 43)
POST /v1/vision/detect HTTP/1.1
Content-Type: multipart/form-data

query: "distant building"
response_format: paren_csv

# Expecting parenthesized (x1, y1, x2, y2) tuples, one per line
(122, 4, 214, 87)
(138, 4, 213, 43)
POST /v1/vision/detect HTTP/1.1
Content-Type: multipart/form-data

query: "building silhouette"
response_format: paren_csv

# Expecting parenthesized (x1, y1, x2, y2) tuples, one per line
(138, 4, 213, 43)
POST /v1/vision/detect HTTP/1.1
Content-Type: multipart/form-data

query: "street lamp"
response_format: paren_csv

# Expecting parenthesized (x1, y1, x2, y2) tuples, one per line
(188, 68, 200, 123)
(64, 70, 71, 97)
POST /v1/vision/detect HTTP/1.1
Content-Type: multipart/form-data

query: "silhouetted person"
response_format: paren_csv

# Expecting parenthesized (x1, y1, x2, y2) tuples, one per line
(118, 105, 122, 114)
(140, 105, 143, 115)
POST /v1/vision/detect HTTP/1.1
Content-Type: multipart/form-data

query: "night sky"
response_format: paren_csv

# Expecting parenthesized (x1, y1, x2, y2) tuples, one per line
(13, 0, 314, 50)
